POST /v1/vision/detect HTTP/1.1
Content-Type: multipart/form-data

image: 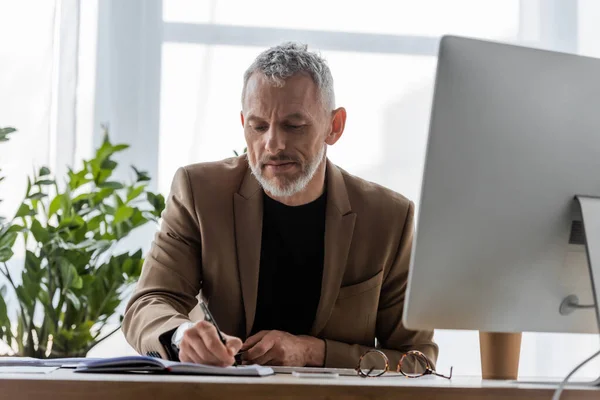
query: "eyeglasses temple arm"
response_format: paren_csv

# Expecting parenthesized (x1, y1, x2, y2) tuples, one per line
(433, 366, 453, 380)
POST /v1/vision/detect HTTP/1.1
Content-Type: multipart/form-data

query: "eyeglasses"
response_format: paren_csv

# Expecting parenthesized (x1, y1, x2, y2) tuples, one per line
(356, 349, 453, 379)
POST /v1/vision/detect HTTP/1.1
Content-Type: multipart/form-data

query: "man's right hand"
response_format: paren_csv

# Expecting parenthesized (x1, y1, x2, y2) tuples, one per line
(177, 320, 243, 366)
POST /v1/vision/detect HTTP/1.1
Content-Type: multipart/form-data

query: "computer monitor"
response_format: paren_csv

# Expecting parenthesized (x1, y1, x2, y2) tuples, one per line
(403, 36, 600, 335)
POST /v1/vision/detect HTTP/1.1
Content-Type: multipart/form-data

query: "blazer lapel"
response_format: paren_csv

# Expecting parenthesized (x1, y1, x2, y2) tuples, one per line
(311, 160, 356, 336)
(234, 168, 263, 337)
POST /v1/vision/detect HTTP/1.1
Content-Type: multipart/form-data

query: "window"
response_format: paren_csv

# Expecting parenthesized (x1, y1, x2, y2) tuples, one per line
(152, 0, 598, 378)
(2, 0, 598, 378)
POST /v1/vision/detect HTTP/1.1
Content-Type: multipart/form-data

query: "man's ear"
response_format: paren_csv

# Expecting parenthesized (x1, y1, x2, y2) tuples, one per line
(240, 111, 245, 128)
(325, 107, 346, 146)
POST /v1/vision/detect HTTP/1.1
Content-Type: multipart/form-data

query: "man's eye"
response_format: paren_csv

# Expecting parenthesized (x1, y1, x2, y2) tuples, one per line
(252, 125, 268, 132)
(286, 124, 304, 130)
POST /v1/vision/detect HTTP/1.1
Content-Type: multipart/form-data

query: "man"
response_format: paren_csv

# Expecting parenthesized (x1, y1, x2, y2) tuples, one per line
(123, 42, 438, 368)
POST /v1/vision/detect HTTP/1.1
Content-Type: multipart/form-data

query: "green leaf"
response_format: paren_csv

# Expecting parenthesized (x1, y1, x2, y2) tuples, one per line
(94, 169, 112, 185)
(71, 274, 83, 290)
(30, 219, 50, 244)
(131, 249, 143, 259)
(80, 275, 94, 288)
(147, 192, 156, 207)
(68, 168, 91, 190)
(6, 224, 25, 234)
(126, 185, 145, 202)
(38, 287, 51, 306)
(15, 286, 33, 310)
(96, 136, 114, 162)
(59, 260, 78, 288)
(134, 258, 144, 277)
(100, 203, 115, 216)
(35, 179, 55, 185)
(147, 192, 165, 217)
(113, 206, 134, 224)
(72, 193, 91, 203)
(93, 188, 114, 204)
(131, 166, 151, 182)
(122, 258, 133, 275)
(0, 127, 16, 143)
(130, 209, 148, 228)
(15, 203, 35, 218)
(98, 181, 123, 190)
(26, 176, 32, 196)
(114, 193, 125, 208)
(0, 127, 17, 136)
(100, 159, 117, 170)
(65, 291, 81, 310)
(28, 192, 47, 201)
(25, 250, 41, 272)
(96, 135, 129, 163)
(0, 230, 18, 250)
(87, 214, 104, 232)
(58, 215, 85, 231)
(21, 269, 41, 303)
(37, 289, 55, 321)
(0, 248, 13, 262)
(48, 194, 64, 217)
(38, 166, 51, 176)
(62, 249, 92, 272)
(0, 292, 8, 327)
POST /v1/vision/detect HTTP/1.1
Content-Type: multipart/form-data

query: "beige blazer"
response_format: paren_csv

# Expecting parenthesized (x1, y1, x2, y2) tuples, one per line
(122, 155, 438, 368)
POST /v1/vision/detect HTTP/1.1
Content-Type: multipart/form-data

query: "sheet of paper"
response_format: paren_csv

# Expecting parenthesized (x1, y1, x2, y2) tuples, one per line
(0, 357, 98, 367)
(0, 366, 58, 374)
(0, 357, 43, 366)
(271, 366, 358, 376)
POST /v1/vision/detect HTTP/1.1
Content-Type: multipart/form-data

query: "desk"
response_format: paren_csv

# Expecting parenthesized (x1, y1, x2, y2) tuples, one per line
(0, 369, 597, 400)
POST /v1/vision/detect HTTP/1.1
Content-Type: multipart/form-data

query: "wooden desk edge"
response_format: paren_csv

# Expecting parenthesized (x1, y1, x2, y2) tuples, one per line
(1, 376, 597, 400)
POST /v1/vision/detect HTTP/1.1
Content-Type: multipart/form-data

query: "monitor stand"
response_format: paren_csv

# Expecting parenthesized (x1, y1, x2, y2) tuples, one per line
(484, 196, 600, 384)
(560, 196, 600, 334)
(555, 195, 600, 386)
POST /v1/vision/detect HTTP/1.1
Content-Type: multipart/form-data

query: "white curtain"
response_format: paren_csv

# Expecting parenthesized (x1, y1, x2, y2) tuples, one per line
(0, 0, 59, 355)
(0, 0, 57, 218)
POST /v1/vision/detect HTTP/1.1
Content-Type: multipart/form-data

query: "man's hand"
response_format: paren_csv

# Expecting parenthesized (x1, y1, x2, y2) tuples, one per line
(178, 320, 243, 367)
(241, 330, 325, 366)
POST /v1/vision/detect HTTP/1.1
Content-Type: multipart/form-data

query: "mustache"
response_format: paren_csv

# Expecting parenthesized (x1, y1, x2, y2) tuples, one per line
(259, 154, 300, 166)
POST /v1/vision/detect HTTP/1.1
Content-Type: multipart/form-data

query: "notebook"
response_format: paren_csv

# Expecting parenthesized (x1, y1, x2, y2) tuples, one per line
(74, 356, 274, 377)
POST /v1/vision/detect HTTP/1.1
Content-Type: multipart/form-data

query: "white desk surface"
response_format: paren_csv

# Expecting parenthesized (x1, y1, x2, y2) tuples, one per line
(0, 368, 597, 400)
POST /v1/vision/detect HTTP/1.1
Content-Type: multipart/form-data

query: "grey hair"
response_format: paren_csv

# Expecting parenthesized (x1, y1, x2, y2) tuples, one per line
(241, 42, 335, 111)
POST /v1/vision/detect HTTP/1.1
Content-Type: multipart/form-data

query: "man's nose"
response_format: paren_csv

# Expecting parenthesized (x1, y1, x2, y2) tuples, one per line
(264, 126, 285, 154)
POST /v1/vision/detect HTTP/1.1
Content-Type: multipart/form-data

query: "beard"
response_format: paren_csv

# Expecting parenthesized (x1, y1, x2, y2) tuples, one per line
(249, 145, 326, 198)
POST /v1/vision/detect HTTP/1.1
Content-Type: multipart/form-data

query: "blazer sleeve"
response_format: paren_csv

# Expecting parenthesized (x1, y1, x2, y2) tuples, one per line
(122, 167, 202, 360)
(323, 201, 439, 369)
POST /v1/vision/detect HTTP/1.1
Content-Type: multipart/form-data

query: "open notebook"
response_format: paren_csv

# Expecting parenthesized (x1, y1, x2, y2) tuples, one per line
(74, 356, 274, 377)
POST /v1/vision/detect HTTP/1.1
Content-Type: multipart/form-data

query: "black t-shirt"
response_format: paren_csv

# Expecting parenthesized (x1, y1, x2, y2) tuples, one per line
(251, 191, 327, 335)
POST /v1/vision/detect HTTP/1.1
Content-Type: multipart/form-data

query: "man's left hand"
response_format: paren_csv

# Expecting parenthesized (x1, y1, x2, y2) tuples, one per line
(241, 330, 325, 366)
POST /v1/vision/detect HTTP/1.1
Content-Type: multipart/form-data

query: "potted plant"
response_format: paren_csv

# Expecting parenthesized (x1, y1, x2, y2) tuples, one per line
(0, 126, 165, 358)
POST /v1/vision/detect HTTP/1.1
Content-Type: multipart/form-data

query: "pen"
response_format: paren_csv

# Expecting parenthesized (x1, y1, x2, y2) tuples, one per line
(199, 301, 240, 367)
